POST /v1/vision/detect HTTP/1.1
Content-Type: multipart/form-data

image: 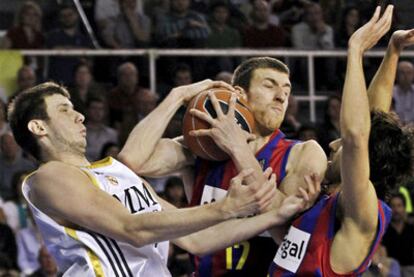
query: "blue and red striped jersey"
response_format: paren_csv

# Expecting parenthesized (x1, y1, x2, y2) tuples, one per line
(269, 192, 392, 277)
(190, 130, 298, 277)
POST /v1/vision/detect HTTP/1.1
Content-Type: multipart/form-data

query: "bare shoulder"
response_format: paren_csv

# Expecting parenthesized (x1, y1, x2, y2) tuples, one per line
(31, 161, 90, 199)
(292, 139, 325, 155)
(289, 140, 327, 172)
(34, 161, 85, 184)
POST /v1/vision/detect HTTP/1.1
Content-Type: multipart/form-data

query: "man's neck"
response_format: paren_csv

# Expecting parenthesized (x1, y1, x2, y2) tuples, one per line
(250, 130, 274, 153)
(391, 220, 405, 233)
(44, 151, 90, 167)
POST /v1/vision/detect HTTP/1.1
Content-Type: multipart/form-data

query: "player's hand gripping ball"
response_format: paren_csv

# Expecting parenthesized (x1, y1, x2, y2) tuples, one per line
(183, 88, 255, 161)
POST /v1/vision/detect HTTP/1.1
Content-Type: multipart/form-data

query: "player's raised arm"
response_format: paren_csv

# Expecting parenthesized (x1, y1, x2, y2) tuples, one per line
(368, 28, 414, 112)
(340, 5, 393, 231)
(118, 79, 235, 176)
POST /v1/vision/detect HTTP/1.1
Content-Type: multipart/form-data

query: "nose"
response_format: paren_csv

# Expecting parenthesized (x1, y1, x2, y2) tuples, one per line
(274, 87, 286, 103)
(75, 111, 85, 123)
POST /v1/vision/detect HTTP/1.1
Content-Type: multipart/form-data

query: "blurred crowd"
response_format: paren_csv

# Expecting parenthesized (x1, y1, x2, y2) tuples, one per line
(0, 0, 414, 276)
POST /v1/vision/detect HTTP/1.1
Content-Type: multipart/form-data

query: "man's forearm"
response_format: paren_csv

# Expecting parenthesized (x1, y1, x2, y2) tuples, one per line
(173, 210, 281, 256)
(367, 40, 401, 112)
(119, 91, 184, 171)
(125, 200, 233, 248)
(341, 47, 370, 138)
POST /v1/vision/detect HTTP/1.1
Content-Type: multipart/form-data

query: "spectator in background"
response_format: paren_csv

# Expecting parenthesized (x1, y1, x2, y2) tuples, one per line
(0, 101, 10, 138)
(206, 1, 242, 76)
(155, 0, 210, 48)
(215, 71, 233, 84)
(243, 0, 286, 48)
(291, 2, 336, 90)
(173, 63, 193, 87)
(108, 62, 142, 143)
(46, 4, 93, 85)
(383, 193, 414, 276)
(85, 98, 118, 161)
(1, 1, 44, 49)
(363, 245, 401, 277)
(393, 61, 414, 125)
(10, 66, 37, 100)
(0, 133, 36, 200)
(1, 171, 31, 233)
(16, 214, 42, 276)
(135, 88, 159, 122)
(317, 94, 341, 154)
(29, 246, 60, 277)
(336, 6, 361, 48)
(97, 0, 151, 48)
(292, 3, 334, 50)
(95, 0, 144, 28)
(99, 142, 120, 159)
(163, 177, 187, 208)
(273, 0, 306, 31)
(69, 62, 104, 115)
(280, 95, 301, 138)
(297, 124, 318, 141)
(207, 1, 241, 49)
(159, 63, 193, 98)
(0, 209, 19, 272)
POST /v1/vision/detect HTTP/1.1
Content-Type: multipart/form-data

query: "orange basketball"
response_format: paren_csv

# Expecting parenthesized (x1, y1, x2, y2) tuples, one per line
(183, 88, 255, 161)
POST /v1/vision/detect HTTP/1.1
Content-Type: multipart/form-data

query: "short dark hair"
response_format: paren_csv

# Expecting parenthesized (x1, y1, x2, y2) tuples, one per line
(174, 63, 191, 74)
(369, 110, 413, 201)
(7, 82, 70, 160)
(86, 96, 105, 108)
(232, 57, 289, 91)
(389, 192, 407, 207)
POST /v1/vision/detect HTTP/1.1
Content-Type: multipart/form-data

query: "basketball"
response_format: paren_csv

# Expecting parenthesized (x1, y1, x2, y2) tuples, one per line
(183, 88, 255, 161)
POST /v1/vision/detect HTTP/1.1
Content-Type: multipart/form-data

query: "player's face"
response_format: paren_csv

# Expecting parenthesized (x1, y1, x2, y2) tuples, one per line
(247, 68, 291, 135)
(326, 138, 342, 184)
(44, 94, 87, 155)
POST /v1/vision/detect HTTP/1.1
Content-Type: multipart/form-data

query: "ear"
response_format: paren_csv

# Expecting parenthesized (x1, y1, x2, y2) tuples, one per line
(27, 120, 47, 136)
(233, 86, 248, 101)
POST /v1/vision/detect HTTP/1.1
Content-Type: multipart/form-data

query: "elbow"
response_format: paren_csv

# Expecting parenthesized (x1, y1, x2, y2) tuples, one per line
(341, 131, 369, 148)
(117, 152, 143, 173)
(341, 122, 370, 145)
(121, 223, 150, 248)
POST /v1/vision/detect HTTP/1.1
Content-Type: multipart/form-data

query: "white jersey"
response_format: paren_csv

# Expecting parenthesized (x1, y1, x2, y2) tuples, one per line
(22, 157, 171, 277)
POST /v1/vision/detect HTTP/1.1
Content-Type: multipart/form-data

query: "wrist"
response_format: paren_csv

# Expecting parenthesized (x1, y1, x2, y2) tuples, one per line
(169, 88, 186, 106)
(215, 199, 236, 220)
(389, 38, 403, 54)
(347, 44, 364, 56)
(228, 143, 252, 160)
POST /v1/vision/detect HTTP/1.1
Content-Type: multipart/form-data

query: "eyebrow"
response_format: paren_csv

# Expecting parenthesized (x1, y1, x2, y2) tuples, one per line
(264, 77, 292, 88)
(57, 103, 73, 109)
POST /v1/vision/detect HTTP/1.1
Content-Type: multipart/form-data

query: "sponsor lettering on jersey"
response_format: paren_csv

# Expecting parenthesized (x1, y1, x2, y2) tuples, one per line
(112, 185, 159, 214)
(273, 226, 310, 273)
